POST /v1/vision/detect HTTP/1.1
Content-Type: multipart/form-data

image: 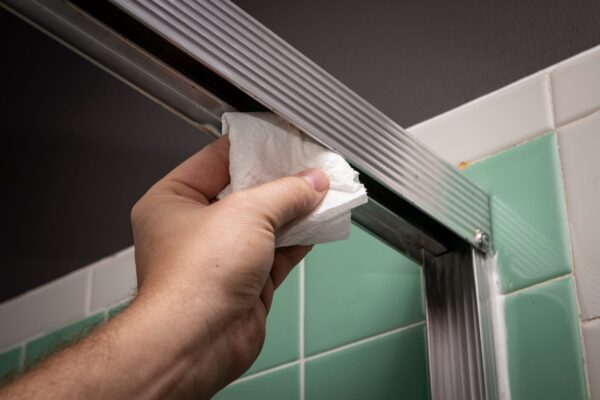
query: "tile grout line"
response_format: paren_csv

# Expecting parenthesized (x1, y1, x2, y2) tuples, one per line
(545, 72, 557, 130)
(1, 330, 47, 356)
(552, 118, 593, 398)
(0, 246, 134, 310)
(556, 165, 594, 398)
(304, 320, 426, 363)
(0, 246, 133, 308)
(234, 360, 301, 384)
(406, 70, 550, 133)
(234, 320, 427, 386)
(0, 266, 89, 311)
(555, 108, 600, 132)
(299, 259, 306, 400)
(503, 273, 572, 297)
(232, 259, 308, 390)
(575, 287, 593, 400)
(407, 44, 600, 135)
(84, 268, 93, 316)
(18, 342, 26, 372)
(461, 128, 555, 167)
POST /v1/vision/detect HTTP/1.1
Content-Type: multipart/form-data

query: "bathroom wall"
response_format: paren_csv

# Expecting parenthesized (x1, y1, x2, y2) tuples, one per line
(410, 45, 600, 399)
(1, 46, 600, 400)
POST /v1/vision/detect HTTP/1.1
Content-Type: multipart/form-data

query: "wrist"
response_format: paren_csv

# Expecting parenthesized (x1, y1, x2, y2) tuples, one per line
(112, 289, 228, 399)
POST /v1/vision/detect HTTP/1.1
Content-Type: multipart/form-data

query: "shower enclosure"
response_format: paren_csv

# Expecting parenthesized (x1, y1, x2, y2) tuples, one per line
(0, 1, 504, 398)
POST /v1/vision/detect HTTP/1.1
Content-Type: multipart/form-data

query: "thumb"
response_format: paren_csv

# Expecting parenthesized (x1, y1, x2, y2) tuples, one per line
(240, 169, 329, 230)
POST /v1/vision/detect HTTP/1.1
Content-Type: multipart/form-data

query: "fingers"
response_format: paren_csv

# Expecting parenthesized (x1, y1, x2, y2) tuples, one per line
(154, 136, 230, 203)
(238, 169, 329, 230)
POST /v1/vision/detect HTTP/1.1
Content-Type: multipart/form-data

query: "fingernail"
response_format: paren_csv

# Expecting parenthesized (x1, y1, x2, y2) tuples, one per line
(296, 169, 329, 192)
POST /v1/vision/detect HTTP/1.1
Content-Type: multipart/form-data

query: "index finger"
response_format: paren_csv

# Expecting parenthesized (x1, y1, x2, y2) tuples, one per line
(153, 136, 230, 203)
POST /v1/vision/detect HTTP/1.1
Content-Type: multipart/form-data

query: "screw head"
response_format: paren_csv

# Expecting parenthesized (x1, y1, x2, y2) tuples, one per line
(474, 229, 490, 250)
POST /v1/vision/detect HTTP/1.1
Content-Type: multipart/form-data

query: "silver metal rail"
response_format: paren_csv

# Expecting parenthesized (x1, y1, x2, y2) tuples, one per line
(111, 0, 493, 256)
(0, 1, 502, 398)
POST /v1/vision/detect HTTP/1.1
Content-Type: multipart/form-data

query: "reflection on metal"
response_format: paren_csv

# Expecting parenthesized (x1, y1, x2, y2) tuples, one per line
(424, 249, 503, 400)
(1, 1, 504, 398)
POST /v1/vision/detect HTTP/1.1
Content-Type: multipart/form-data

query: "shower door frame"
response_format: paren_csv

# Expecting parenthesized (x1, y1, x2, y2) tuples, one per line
(0, 1, 503, 398)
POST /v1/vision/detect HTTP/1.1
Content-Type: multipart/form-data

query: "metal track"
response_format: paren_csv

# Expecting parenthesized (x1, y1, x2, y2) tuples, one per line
(108, 0, 492, 254)
(424, 249, 501, 400)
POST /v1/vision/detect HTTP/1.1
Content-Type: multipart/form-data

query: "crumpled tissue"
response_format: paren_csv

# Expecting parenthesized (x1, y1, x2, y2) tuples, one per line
(218, 112, 367, 247)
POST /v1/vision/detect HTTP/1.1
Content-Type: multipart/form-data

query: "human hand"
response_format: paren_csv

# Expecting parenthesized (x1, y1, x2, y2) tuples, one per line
(130, 136, 329, 397)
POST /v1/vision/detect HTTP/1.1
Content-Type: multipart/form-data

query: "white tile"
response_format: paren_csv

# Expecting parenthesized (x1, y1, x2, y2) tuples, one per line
(90, 247, 137, 312)
(583, 319, 600, 399)
(0, 269, 89, 351)
(407, 73, 553, 165)
(558, 111, 600, 320)
(551, 46, 600, 127)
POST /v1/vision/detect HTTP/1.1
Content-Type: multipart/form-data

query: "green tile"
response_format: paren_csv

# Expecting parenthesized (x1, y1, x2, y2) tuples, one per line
(505, 277, 587, 400)
(464, 133, 571, 292)
(0, 347, 21, 381)
(305, 224, 424, 355)
(305, 324, 428, 400)
(25, 313, 105, 367)
(214, 364, 299, 400)
(246, 267, 300, 375)
(108, 300, 131, 319)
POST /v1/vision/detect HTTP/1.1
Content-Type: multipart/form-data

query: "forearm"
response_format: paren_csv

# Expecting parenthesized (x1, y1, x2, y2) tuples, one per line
(0, 137, 326, 399)
(0, 292, 223, 400)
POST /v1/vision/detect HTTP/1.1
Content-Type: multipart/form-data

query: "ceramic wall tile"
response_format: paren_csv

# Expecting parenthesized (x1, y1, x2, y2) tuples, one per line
(305, 325, 428, 400)
(0, 347, 21, 381)
(214, 364, 299, 400)
(551, 46, 600, 127)
(504, 278, 587, 400)
(304, 224, 424, 355)
(582, 319, 600, 399)
(407, 73, 553, 165)
(246, 268, 300, 375)
(558, 111, 600, 320)
(463, 133, 571, 293)
(0, 269, 89, 351)
(90, 247, 137, 312)
(24, 313, 104, 367)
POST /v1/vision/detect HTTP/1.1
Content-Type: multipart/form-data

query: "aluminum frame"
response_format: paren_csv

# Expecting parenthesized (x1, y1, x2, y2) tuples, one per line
(1, 1, 503, 398)
(109, 0, 492, 255)
(423, 248, 502, 400)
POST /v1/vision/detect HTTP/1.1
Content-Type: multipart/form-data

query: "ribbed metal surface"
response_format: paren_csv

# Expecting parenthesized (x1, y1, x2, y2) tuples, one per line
(424, 249, 488, 400)
(110, 0, 491, 250)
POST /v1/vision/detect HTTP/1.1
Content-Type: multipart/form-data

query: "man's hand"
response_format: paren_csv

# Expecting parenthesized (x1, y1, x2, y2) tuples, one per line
(130, 136, 329, 393)
(0, 136, 328, 400)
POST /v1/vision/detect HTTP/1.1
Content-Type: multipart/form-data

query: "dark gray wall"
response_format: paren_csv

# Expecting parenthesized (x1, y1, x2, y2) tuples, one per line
(0, 8, 211, 302)
(1, 1, 599, 302)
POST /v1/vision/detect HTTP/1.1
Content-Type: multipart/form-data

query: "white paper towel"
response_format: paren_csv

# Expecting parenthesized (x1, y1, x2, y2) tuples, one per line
(218, 112, 367, 247)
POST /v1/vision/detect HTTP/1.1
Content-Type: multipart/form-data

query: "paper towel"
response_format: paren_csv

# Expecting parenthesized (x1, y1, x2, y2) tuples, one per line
(218, 112, 367, 247)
